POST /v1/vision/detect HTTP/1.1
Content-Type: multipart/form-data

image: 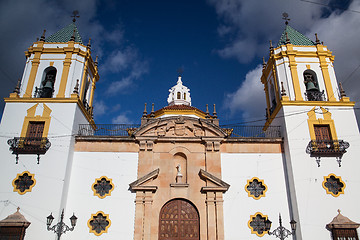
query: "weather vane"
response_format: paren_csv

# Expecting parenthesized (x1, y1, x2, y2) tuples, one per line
(71, 10, 80, 22)
(177, 68, 184, 77)
(282, 12, 290, 25)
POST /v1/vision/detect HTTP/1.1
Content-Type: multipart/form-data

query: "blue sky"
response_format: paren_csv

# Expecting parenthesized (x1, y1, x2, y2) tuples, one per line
(0, 0, 359, 125)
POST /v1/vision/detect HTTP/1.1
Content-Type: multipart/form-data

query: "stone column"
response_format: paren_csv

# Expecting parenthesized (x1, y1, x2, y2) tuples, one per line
(133, 193, 144, 240)
(206, 192, 217, 240)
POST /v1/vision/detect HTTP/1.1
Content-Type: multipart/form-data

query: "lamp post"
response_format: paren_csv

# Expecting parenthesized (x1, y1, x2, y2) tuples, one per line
(46, 209, 77, 240)
(265, 214, 296, 240)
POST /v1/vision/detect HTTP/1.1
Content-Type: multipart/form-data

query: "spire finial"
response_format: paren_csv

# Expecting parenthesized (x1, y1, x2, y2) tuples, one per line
(281, 81, 287, 96)
(177, 67, 183, 77)
(87, 38, 91, 49)
(150, 103, 155, 118)
(337, 209, 341, 214)
(73, 79, 79, 94)
(262, 57, 266, 70)
(17, 207, 20, 212)
(142, 103, 147, 118)
(14, 78, 21, 94)
(213, 104, 217, 118)
(285, 32, 291, 44)
(339, 82, 346, 98)
(205, 104, 210, 119)
(70, 29, 76, 42)
(315, 33, 320, 45)
(95, 55, 98, 66)
(269, 40, 273, 50)
(71, 10, 80, 23)
(282, 12, 290, 25)
(40, 29, 46, 41)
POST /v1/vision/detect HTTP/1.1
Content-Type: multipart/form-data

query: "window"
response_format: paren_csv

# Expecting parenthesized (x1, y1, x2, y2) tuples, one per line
(12, 171, 36, 195)
(177, 92, 181, 99)
(304, 69, 325, 101)
(331, 229, 359, 240)
(245, 177, 267, 200)
(88, 211, 111, 236)
(91, 176, 114, 199)
(24, 121, 45, 147)
(184, 92, 186, 100)
(322, 174, 345, 197)
(248, 212, 269, 237)
(36, 67, 57, 98)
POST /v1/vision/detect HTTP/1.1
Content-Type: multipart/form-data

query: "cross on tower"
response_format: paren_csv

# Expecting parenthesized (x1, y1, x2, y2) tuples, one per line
(282, 12, 290, 25)
(71, 10, 80, 22)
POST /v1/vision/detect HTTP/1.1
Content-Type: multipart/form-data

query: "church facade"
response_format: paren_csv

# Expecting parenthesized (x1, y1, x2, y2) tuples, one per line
(0, 21, 359, 240)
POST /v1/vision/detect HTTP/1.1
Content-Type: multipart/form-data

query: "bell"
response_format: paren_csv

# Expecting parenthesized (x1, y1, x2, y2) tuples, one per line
(43, 80, 54, 88)
(305, 81, 318, 91)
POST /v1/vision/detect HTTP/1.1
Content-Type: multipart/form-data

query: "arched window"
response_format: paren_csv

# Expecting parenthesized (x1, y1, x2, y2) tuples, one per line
(38, 67, 57, 98)
(177, 92, 181, 99)
(184, 93, 186, 100)
(159, 199, 199, 240)
(304, 69, 324, 101)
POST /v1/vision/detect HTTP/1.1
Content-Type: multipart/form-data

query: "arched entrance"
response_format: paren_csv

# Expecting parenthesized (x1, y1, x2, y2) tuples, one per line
(159, 199, 199, 240)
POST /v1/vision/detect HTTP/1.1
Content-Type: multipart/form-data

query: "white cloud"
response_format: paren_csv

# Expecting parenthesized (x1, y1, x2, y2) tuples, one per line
(93, 100, 108, 116)
(112, 112, 132, 124)
(223, 65, 265, 121)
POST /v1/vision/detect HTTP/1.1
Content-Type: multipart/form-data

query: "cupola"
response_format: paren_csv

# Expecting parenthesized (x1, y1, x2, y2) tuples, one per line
(167, 76, 191, 106)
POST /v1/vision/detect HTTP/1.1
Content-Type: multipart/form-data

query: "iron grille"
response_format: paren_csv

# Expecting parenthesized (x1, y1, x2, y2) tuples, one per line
(221, 125, 281, 138)
(78, 124, 141, 136)
(305, 90, 326, 101)
(306, 140, 349, 157)
(7, 137, 51, 164)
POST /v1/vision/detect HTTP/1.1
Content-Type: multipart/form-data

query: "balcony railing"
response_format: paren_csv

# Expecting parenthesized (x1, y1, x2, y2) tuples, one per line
(222, 125, 281, 138)
(34, 87, 54, 98)
(306, 140, 349, 167)
(78, 124, 141, 137)
(305, 90, 326, 101)
(78, 124, 281, 139)
(7, 137, 51, 164)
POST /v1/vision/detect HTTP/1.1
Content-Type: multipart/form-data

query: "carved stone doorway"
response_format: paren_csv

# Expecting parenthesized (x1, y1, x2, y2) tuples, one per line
(159, 199, 199, 240)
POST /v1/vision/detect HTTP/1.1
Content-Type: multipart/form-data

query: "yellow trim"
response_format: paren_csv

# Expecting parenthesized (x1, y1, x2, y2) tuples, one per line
(306, 64, 310, 69)
(286, 45, 303, 101)
(317, 45, 336, 101)
(88, 77, 96, 108)
(248, 212, 269, 237)
(25, 44, 43, 97)
(56, 42, 75, 97)
(88, 211, 111, 236)
(50, 62, 54, 66)
(154, 109, 208, 119)
(12, 171, 36, 195)
(245, 177, 268, 200)
(91, 176, 114, 199)
(322, 173, 345, 197)
(307, 107, 338, 141)
(272, 65, 281, 103)
(79, 61, 89, 102)
(20, 103, 52, 138)
(4, 97, 96, 128)
(263, 100, 354, 130)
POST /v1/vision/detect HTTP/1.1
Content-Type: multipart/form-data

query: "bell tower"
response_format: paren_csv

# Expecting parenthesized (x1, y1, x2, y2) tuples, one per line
(0, 17, 100, 239)
(261, 19, 360, 240)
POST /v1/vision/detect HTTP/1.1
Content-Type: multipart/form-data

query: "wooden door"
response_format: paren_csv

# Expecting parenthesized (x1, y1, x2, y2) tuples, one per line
(26, 122, 45, 138)
(159, 199, 199, 240)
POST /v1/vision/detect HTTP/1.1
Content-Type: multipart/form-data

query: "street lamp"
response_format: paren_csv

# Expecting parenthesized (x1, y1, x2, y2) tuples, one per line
(46, 209, 77, 240)
(265, 214, 296, 240)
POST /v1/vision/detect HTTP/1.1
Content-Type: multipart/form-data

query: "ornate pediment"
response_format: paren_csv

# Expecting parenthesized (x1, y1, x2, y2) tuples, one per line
(129, 168, 159, 193)
(199, 169, 230, 193)
(134, 116, 227, 139)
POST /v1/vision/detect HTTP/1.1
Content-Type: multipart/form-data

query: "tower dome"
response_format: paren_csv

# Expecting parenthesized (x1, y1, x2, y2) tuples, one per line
(167, 76, 191, 106)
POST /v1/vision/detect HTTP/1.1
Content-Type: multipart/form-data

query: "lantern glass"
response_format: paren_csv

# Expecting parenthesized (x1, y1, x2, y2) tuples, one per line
(265, 219, 272, 231)
(47, 213, 54, 226)
(290, 219, 297, 231)
(70, 214, 78, 227)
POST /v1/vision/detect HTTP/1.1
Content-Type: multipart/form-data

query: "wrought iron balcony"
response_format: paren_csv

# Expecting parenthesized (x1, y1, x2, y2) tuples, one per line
(78, 124, 141, 136)
(222, 125, 281, 138)
(306, 140, 349, 167)
(34, 87, 54, 98)
(305, 90, 326, 101)
(7, 137, 51, 164)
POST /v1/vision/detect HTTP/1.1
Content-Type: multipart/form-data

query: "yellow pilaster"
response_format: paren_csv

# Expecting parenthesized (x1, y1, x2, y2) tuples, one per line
(88, 77, 96, 107)
(25, 42, 44, 97)
(57, 42, 74, 97)
(287, 45, 303, 101)
(317, 45, 336, 101)
(79, 59, 89, 102)
(272, 65, 281, 103)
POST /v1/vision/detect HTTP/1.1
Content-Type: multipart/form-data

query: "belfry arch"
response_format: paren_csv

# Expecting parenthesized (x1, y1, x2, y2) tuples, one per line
(159, 199, 199, 240)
